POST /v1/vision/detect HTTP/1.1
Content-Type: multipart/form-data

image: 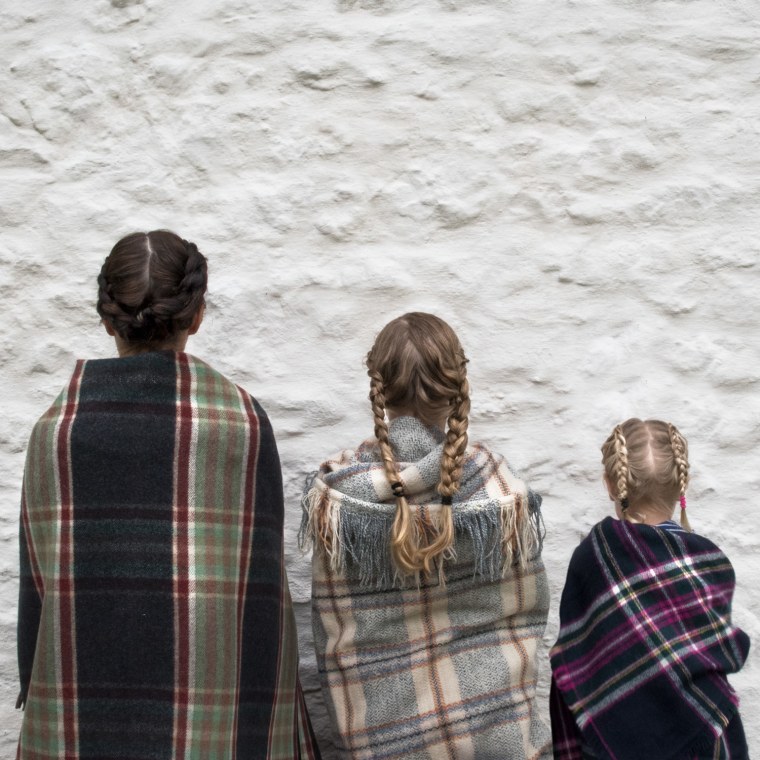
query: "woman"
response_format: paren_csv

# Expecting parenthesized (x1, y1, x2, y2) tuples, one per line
(301, 312, 551, 760)
(17, 231, 319, 759)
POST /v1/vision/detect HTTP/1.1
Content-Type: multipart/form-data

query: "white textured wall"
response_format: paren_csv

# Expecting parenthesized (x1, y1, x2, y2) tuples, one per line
(2, 1, 759, 755)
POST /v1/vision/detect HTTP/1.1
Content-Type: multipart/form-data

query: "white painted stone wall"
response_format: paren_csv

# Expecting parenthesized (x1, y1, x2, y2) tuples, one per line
(2, 0, 758, 755)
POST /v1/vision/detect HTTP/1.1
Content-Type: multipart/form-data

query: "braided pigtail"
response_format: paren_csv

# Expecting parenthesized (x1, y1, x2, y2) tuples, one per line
(369, 371, 421, 577)
(612, 425, 630, 514)
(669, 423, 692, 532)
(419, 371, 470, 576)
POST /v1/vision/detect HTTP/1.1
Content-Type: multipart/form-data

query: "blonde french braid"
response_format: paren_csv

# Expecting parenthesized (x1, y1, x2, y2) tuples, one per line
(613, 424, 630, 511)
(668, 423, 692, 532)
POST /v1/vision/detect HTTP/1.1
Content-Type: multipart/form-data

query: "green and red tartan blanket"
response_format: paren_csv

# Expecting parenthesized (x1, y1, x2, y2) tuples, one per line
(18, 351, 319, 760)
(550, 517, 750, 760)
(301, 415, 551, 760)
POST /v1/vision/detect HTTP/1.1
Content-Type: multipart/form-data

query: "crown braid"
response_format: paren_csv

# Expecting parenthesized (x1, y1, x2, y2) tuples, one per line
(177, 241, 207, 300)
(96, 266, 136, 339)
(97, 231, 207, 344)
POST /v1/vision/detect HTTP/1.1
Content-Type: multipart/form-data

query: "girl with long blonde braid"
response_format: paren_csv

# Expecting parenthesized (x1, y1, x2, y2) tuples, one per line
(302, 312, 551, 760)
(550, 418, 749, 760)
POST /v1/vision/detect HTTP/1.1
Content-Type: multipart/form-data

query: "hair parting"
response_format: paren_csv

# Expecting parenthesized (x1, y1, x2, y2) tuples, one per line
(601, 418, 692, 531)
(97, 230, 207, 347)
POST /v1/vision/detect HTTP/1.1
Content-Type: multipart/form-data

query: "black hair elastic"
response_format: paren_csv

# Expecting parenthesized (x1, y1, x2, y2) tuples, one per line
(391, 481, 405, 498)
(620, 497, 629, 511)
(441, 495, 453, 506)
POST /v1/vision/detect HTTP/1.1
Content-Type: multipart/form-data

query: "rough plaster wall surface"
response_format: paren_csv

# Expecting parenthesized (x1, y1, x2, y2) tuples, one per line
(1, 0, 758, 755)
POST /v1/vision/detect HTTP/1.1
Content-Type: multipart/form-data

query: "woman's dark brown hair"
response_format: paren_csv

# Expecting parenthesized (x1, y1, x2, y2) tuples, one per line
(97, 230, 207, 345)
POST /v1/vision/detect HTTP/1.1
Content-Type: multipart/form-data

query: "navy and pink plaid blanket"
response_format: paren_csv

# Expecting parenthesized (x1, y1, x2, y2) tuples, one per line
(550, 517, 750, 760)
(18, 351, 319, 760)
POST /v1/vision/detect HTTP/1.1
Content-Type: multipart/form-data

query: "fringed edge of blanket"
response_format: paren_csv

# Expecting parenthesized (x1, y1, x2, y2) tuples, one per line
(300, 476, 545, 587)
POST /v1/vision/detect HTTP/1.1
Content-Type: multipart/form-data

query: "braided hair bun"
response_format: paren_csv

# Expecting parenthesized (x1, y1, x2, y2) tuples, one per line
(97, 231, 208, 344)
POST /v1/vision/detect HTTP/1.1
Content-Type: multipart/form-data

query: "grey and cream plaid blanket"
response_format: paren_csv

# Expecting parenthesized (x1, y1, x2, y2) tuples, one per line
(301, 416, 551, 759)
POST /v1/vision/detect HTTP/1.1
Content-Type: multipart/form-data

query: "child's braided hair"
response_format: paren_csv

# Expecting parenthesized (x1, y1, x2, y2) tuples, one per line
(366, 312, 470, 577)
(601, 418, 691, 531)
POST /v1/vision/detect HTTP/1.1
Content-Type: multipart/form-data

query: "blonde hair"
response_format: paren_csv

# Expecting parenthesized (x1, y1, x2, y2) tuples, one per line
(366, 312, 470, 577)
(601, 418, 692, 531)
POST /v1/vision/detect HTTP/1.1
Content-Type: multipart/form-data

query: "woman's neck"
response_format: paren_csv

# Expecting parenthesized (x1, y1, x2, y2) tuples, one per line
(114, 332, 189, 357)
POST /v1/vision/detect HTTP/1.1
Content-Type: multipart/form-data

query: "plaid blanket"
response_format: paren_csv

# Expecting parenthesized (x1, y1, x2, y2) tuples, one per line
(550, 517, 750, 760)
(18, 351, 319, 760)
(301, 416, 551, 760)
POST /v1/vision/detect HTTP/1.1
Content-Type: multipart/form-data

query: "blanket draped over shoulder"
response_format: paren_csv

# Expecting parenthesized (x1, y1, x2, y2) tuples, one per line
(18, 351, 319, 760)
(301, 416, 552, 760)
(550, 517, 750, 760)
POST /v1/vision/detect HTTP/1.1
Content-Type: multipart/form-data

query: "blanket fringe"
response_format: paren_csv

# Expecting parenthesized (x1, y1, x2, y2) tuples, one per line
(301, 479, 545, 587)
(299, 478, 341, 572)
(502, 491, 544, 575)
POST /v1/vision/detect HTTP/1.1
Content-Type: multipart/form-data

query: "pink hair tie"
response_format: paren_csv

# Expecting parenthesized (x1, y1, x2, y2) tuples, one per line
(679, 495, 687, 510)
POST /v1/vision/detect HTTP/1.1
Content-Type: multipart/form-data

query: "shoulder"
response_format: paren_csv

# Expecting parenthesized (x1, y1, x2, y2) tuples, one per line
(565, 518, 619, 574)
(185, 354, 244, 395)
(467, 439, 501, 460)
(318, 441, 374, 475)
(30, 361, 85, 432)
(185, 354, 274, 426)
(304, 440, 378, 500)
(467, 441, 523, 480)
(23, 363, 87, 468)
(674, 525, 735, 577)
(568, 523, 600, 568)
(467, 440, 534, 498)
(556, 521, 614, 616)
(317, 435, 378, 468)
(676, 524, 723, 553)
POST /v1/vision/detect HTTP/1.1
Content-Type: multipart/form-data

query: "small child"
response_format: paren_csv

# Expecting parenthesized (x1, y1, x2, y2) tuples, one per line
(302, 312, 551, 759)
(550, 418, 750, 760)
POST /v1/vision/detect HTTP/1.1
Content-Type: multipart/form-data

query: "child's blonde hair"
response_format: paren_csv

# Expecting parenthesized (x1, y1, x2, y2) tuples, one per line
(366, 312, 470, 577)
(601, 418, 692, 531)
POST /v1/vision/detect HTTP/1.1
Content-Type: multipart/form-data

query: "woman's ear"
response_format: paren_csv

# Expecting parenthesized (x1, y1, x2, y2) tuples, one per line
(102, 319, 116, 337)
(188, 302, 205, 336)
